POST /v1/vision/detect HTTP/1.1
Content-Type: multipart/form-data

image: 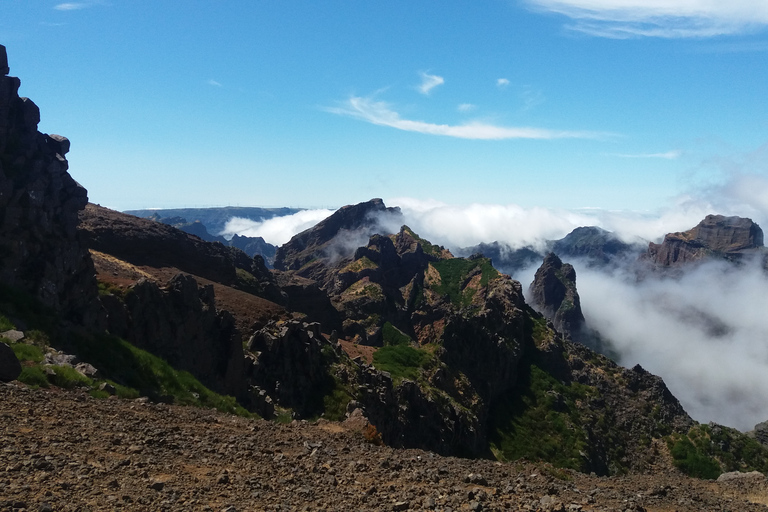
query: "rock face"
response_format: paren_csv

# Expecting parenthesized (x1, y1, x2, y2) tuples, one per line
(104, 273, 246, 397)
(0, 44, 101, 326)
(647, 214, 765, 266)
(529, 253, 586, 339)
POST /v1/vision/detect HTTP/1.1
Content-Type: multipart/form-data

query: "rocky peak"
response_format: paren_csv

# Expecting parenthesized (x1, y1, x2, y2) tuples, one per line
(647, 214, 764, 266)
(273, 198, 403, 274)
(528, 253, 586, 339)
(0, 44, 101, 327)
(552, 226, 641, 264)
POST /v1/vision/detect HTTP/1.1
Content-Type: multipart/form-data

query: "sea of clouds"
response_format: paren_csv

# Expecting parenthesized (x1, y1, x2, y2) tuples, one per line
(221, 170, 768, 431)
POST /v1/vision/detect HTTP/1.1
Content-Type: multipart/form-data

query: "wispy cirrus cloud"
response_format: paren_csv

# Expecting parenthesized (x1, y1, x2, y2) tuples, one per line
(325, 95, 608, 140)
(524, 0, 768, 38)
(497, 78, 510, 89)
(457, 103, 477, 113)
(206, 79, 223, 87)
(417, 72, 444, 95)
(612, 149, 682, 159)
(54, 2, 89, 10)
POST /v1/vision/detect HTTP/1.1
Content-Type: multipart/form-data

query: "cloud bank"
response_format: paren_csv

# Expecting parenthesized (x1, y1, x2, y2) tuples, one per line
(577, 257, 768, 431)
(220, 209, 334, 246)
(326, 96, 604, 140)
(525, 0, 768, 37)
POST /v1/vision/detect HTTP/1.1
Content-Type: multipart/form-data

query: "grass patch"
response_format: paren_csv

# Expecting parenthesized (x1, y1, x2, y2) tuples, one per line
(382, 322, 411, 346)
(343, 256, 378, 273)
(48, 365, 93, 389)
(10, 343, 44, 363)
(372, 344, 431, 384)
(489, 363, 592, 472)
(18, 366, 50, 388)
(322, 382, 353, 421)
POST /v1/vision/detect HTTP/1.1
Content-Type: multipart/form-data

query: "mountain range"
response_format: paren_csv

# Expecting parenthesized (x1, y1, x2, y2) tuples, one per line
(2, 43, 768, 509)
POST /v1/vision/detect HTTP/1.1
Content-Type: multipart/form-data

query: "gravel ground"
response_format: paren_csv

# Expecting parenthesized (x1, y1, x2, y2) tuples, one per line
(2, 383, 767, 512)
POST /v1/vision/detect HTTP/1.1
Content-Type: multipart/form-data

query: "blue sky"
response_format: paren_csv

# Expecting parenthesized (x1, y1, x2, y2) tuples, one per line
(2, 1, 768, 214)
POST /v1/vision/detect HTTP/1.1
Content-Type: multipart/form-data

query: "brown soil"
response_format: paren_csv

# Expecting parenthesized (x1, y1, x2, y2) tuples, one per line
(2, 383, 767, 512)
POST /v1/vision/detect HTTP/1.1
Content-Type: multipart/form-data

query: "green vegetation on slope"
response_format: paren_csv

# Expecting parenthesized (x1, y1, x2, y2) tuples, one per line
(431, 257, 499, 306)
(489, 363, 593, 471)
(667, 423, 768, 479)
(401, 226, 443, 257)
(373, 344, 431, 385)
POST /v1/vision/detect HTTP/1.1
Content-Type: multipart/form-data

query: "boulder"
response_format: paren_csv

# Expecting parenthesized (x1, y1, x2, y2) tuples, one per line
(0, 342, 21, 382)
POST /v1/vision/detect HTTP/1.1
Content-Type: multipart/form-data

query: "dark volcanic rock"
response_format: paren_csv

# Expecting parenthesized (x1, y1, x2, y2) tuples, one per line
(647, 214, 765, 267)
(0, 44, 101, 326)
(529, 253, 586, 339)
(0, 341, 21, 382)
(120, 273, 246, 397)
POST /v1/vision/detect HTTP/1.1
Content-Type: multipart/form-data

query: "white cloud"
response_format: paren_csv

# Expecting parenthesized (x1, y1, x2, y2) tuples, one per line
(578, 257, 768, 430)
(525, 0, 768, 37)
(612, 149, 682, 159)
(206, 79, 223, 87)
(220, 209, 335, 246)
(497, 78, 510, 88)
(457, 103, 477, 112)
(417, 72, 444, 95)
(54, 2, 88, 9)
(326, 96, 606, 140)
(387, 197, 715, 250)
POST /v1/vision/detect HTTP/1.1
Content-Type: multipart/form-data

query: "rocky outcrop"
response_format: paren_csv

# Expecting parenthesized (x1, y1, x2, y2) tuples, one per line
(104, 273, 246, 397)
(647, 214, 765, 267)
(246, 320, 340, 418)
(0, 45, 101, 327)
(529, 253, 586, 339)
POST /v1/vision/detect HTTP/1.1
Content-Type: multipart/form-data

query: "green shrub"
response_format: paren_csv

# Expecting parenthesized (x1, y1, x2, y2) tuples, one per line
(669, 435, 721, 479)
(322, 384, 353, 421)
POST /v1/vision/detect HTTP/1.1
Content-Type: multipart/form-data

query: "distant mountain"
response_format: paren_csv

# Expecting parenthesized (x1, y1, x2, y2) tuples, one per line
(131, 209, 281, 266)
(458, 226, 646, 276)
(646, 214, 766, 267)
(125, 206, 302, 236)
